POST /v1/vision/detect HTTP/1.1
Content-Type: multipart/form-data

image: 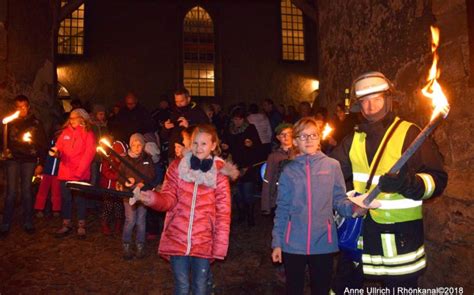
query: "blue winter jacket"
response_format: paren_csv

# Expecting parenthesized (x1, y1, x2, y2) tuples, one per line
(272, 152, 354, 255)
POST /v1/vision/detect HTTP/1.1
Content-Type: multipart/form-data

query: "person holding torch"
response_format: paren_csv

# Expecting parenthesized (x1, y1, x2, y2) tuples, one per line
(330, 71, 448, 290)
(51, 108, 96, 239)
(0, 95, 47, 238)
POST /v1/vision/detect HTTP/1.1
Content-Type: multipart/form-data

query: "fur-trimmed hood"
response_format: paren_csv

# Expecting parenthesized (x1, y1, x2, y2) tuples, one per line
(178, 152, 239, 188)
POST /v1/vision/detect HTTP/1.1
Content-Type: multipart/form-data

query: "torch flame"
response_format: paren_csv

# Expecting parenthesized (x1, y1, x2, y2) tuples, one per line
(22, 132, 32, 143)
(96, 146, 108, 156)
(421, 26, 450, 121)
(322, 123, 333, 140)
(2, 111, 20, 124)
(99, 138, 113, 148)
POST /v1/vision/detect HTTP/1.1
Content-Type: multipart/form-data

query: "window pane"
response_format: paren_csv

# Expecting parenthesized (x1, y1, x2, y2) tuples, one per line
(183, 6, 215, 97)
(57, 0, 85, 55)
(280, 0, 305, 61)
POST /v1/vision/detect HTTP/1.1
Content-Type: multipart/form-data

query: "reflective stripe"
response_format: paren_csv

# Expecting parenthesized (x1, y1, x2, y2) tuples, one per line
(353, 172, 380, 185)
(357, 236, 364, 249)
(363, 257, 426, 276)
(263, 178, 269, 184)
(377, 199, 423, 210)
(381, 233, 397, 257)
(418, 173, 435, 199)
(362, 245, 425, 265)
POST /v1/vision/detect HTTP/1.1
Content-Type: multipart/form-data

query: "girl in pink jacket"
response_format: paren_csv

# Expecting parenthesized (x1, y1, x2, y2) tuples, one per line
(51, 108, 96, 239)
(140, 124, 238, 295)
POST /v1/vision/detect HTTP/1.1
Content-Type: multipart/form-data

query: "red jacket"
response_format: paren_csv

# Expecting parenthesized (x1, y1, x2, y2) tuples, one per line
(99, 158, 119, 189)
(55, 125, 96, 181)
(149, 153, 238, 261)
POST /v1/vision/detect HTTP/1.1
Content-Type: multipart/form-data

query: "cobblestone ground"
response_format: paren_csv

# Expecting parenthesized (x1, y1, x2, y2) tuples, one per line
(0, 201, 287, 295)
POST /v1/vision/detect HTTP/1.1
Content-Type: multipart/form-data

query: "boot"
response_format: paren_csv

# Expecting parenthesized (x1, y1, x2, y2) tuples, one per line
(136, 243, 146, 259)
(77, 220, 86, 240)
(55, 219, 73, 238)
(101, 220, 112, 236)
(247, 203, 255, 227)
(114, 219, 123, 235)
(123, 243, 133, 260)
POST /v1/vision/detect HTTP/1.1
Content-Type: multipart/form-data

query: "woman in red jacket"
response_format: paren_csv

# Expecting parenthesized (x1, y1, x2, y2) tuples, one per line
(51, 108, 96, 239)
(140, 124, 238, 295)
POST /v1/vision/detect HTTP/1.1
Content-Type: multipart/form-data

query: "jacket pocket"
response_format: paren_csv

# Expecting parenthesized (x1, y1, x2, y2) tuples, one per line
(285, 217, 292, 244)
(327, 219, 332, 244)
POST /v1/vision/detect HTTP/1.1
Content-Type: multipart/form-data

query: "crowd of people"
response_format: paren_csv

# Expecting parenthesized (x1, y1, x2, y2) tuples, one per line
(0, 71, 447, 295)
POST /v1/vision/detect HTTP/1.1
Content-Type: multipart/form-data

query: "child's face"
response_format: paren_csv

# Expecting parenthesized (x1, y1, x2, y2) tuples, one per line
(294, 125, 320, 155)
(130, 140, 144, 155)
(276, 128, 293, 148)
(192, 132, 216, 160)
(96, 111, 106, 122)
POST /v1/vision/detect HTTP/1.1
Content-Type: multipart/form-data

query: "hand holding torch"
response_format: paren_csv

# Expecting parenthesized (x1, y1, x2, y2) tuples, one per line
(1, 111, 20, 160)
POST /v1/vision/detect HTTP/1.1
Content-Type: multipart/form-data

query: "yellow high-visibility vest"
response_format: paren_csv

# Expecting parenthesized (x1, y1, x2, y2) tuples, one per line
(349, 117, 423, 224)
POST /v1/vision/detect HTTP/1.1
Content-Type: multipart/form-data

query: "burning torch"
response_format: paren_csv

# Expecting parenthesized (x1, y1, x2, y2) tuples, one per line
(322, 123, 333, 140)
(96, 146, 133, 185)
(351, 26, 450, 209)
(1, 111, 21, 160)
(98, 138, 154, 186)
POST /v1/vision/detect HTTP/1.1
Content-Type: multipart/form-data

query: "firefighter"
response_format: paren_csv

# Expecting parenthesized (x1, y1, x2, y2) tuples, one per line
(330, 71, 448, 289)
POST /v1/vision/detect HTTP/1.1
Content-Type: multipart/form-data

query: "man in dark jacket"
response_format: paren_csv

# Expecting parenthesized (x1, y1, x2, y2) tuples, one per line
(330, 72, 448, 291)
(0, 95, 47, 237)
(111, 92, 156, 143)
(161, 88, 209, 160)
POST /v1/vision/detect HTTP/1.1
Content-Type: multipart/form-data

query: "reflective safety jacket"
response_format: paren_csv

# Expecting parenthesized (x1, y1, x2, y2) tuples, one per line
(349, 117, 426, 224)
(330, 113, 448, 279)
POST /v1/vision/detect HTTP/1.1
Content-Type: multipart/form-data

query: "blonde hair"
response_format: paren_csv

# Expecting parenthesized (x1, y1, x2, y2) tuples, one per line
(62, 109, 92, 131)
(292, 117, 322, 139)
(191, 124, 221, 156)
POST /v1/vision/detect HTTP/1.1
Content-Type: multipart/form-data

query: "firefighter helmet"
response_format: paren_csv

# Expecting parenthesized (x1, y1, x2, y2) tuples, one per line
(349, 71, 395, 113)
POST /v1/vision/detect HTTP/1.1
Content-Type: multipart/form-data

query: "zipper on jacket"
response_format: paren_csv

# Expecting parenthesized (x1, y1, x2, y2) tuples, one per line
(285, 216, 292, 244)
(185, 182, 199, 255)
(52, 157, 58, 175)
(305, 157, 312, 255)
(327, 219, 332, 244)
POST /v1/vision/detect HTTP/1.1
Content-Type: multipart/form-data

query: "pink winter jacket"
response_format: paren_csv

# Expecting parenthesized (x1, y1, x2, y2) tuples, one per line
(149, 152, 238, 261)
(55, 125, 96, 181)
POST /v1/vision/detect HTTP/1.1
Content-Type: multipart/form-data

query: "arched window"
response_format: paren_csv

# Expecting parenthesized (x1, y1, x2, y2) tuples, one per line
(280, 0, 305, 61)
(58, 0, 85, 55)
(183, 6, 215, 97)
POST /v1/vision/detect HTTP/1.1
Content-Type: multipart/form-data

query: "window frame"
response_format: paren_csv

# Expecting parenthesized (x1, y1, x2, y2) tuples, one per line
(57, 0, 85, 57)
(279, 0, 307, 63)
(182, 5, 216, 98)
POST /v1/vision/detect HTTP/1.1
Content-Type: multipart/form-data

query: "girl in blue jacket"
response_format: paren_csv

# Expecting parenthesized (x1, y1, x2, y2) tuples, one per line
(271, 117, 355, 295)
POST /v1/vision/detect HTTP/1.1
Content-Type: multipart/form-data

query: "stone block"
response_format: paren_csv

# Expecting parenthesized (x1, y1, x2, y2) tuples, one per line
(444, 168, 474, 201)
(439, 42, 468, 83)
(432, 0, 466, 17)
(447, 117, 474, 166)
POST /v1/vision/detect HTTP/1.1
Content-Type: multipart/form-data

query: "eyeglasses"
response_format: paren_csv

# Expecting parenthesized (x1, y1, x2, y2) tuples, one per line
(296, 133, 319, 141)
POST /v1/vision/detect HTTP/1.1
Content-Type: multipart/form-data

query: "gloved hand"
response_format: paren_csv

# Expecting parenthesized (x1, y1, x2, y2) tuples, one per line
(138, 190, 156, 206)
(379, 166, 413, 194)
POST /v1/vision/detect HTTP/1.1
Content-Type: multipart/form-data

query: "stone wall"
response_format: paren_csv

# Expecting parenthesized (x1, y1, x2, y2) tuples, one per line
(317, 0, 473, 290)
(0, 0, 59, 135)
(57, 0, 318, 109)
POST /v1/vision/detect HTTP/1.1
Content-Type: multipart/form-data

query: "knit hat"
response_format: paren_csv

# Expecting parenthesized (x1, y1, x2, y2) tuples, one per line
(129, 133, 145, 147)
(275, 123, 293, 135)
(70, 108, 91, 122)
(92, 104, 106, 114)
